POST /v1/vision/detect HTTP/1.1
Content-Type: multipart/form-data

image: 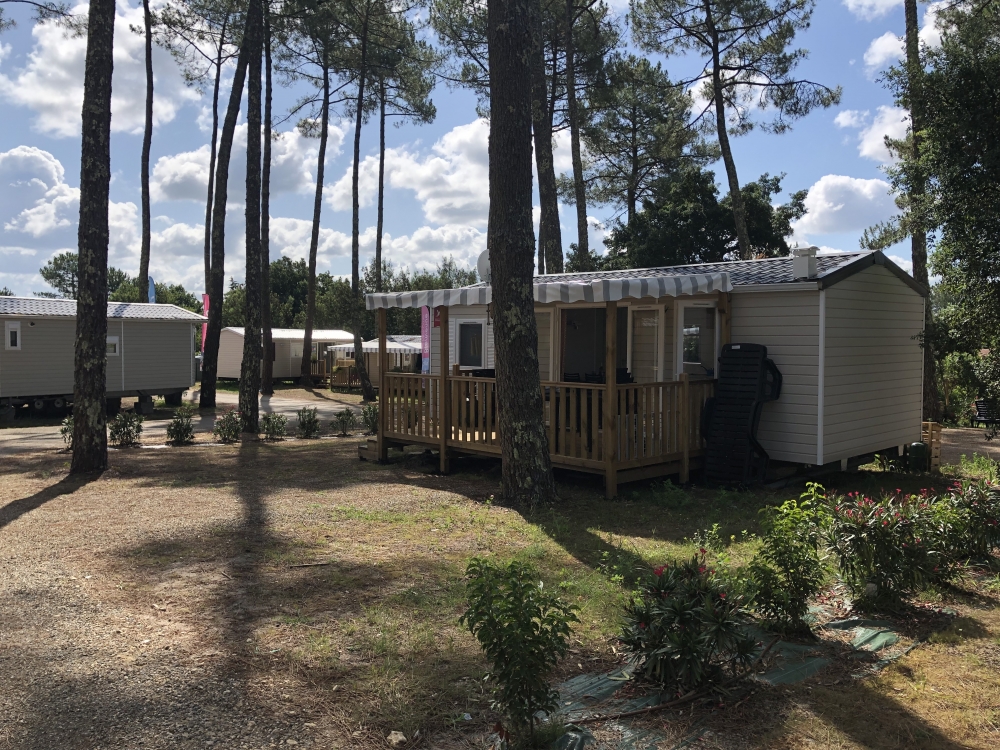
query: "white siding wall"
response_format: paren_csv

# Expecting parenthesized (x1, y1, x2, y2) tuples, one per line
(822, 264, 924, 462)
(731, 291, 820, 464)
(218, 329, 244, 378)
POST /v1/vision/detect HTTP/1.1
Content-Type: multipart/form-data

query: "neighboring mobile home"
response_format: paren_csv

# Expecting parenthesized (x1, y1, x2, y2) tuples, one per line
(217, 327, 354, 380)
(330, 335, 422, 381)
(364, 249, 927, 495)
(0, 297, 204, 413)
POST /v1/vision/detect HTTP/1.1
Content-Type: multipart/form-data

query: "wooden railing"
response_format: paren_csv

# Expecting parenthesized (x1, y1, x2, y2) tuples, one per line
(381, 374, 714, 463)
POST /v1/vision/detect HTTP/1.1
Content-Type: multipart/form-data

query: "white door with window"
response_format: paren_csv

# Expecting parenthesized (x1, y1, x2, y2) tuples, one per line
(456, 321, 485, 369)
(675, 302, 718, 378)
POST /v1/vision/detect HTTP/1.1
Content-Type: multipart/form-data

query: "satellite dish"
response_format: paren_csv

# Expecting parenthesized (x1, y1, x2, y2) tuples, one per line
(477, 249, 491, 284)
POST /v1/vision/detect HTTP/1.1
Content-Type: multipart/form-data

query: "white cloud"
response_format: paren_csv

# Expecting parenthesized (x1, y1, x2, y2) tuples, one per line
(834, 109, 869, 129)
(792, 174, 896, 237)
(859, 106, 908, 162)
(0, 2, 199, 138)
(864, 32, 903, 75)
(842, 0, 902, 21)
(268, 216, 367, 266)
(330, 119, 490, 227)
(832, 106, 908, 163)
(151, 122, 342, 203)
(383, 224, 486, 269)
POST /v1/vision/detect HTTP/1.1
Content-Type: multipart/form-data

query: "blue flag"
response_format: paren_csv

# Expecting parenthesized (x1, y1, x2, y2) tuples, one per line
(148, 277, 156, 304)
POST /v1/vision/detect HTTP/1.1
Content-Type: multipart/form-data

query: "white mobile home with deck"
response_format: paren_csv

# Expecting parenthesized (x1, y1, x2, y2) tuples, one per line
(217, 327, 354, 380)
(365, 250, 927, 495)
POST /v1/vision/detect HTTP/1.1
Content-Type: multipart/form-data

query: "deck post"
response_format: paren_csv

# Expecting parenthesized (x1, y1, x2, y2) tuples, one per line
(377, 307, 389, 461)
(680, 372, 690, 483)
(438, 305, 450, 474)
(604, 301, 618, 498)
(719, 293, 732, 348)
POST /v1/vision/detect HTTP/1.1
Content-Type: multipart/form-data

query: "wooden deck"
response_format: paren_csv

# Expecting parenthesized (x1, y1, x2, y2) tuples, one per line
(376, 371, 714, 497)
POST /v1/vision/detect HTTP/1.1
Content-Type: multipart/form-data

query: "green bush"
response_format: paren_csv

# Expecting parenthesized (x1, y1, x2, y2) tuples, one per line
(746, 490, 827, 629)
(941, 478, 1000, 558)
(827, 491, 946, 599)
(621, 554, 757, 694)
(260, 412, 287, 441)
(333, 408, 357, 436)
(166, 406, 195, 445)
(109, 411, 144, 448)
(297, 406, 320, 438)
(213, 408, 242, 444)
(361, 402, 379, 435)
(60, 415, 74, 448)
(460, 558, 578, 743)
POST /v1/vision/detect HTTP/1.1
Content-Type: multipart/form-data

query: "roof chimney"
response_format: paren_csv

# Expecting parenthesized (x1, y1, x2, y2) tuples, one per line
(792, 246, 819, 280)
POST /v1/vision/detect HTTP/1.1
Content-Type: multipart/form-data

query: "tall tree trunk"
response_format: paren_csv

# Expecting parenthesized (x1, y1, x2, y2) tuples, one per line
(565, 0, 588, 260)
(487, 0, 557, 506)
(240, 0, 264, 433)
(531, 16, 561, 275)
(904, 0, 937, 420)
(72, 0, 116, 473)
(628, 115, 638, 224)
(200, 27, 252, 410)
(300, 44, 330, 387)
(706, 7, 750, 259)
(139, 0, 153, 301)
(375, 77, 386, 292)
(261, 2, 274, 396)
(352, 14, 377, 402)
(204, 19, 227, 292)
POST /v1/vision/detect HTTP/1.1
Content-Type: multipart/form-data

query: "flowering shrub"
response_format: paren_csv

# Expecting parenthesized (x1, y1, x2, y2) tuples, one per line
(941, 478, 1000, 558)
(213, 408, 242, 444)
(361, 402, 379, 435)
(333, 407, 357, 436)
(827, 490, 948, 598)
(621, 553, 757, 694)
(60, 415, 74, 448)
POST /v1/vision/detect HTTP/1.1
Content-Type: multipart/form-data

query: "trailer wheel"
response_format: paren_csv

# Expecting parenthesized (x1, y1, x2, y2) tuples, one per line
(32, 398, 46, 412)
(52, 397, 66, 411)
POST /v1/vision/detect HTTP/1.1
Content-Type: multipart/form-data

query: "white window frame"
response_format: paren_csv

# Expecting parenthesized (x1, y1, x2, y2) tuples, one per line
(455, 319, 487, 369)
(674, 300, 719, 379)
(4, 321, 20, 351)
(106, 335, 120, 357)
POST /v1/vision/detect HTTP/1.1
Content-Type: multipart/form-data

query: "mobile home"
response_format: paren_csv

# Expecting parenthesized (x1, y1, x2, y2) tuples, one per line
(0, 297, 204, 413)
(364, 250, 926, 495)
(217, 327, 354, 380)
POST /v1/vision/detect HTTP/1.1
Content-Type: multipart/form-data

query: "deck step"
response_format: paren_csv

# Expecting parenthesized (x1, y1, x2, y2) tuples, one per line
(358, 438, 378, 461)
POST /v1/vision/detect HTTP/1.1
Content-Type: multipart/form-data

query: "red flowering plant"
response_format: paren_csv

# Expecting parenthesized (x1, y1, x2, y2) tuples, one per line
(620, 553, 757, 695)
(827, 490, 947, 598)
(940, 478, 1000, 559)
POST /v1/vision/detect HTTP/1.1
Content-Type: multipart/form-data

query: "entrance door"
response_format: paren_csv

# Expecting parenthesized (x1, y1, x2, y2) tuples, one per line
(560, 307, 627, 382)
(630, 309, 660, 383)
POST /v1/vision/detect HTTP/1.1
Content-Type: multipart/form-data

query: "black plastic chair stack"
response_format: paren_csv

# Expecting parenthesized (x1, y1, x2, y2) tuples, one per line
(702, 343, 782, 485)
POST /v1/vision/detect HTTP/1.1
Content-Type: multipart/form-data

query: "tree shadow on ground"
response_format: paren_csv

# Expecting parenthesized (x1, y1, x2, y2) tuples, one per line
(0, 471, 99, 530)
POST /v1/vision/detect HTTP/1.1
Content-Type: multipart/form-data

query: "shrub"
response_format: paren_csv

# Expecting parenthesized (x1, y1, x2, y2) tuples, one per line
(213, 408, 242, 444)
(60, 415, 74, 448)
(109, 411, 144, 448)
(621, 553, 757, 695)
(460, 558, 578, 743)
(746, 492, 827, 629)
(940, 478, 1000, 559)
(260, 412, 287, 441)
(166, 406, 195, 445)
(297, 406, 320, 438)
(827, 491, 946, 599)
(333, 408, 357, 436)
(361, 402, 379, 435)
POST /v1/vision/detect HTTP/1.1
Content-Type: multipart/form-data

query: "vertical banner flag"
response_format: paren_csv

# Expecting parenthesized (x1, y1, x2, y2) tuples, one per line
(202, 294, 209, 353)
(148, 277, 156, 304)
(421, 306, 430, 373)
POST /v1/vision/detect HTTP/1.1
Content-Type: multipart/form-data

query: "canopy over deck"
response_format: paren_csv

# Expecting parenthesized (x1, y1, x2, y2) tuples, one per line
(365, 269, 733, 310)
(331, 336, 421, 355)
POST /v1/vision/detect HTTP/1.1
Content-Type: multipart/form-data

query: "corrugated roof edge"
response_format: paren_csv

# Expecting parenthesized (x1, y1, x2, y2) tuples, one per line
(0, 296, 206, 320)
(818, 251, 928, 297)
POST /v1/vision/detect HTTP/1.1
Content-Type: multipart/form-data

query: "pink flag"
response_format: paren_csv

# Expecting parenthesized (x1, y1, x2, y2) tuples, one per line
(202, 294, 209, 353)
(421, 306, 430, 373)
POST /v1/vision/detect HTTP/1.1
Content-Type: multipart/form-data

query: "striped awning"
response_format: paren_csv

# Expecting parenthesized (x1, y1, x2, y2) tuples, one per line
(366, 271, 731, 310)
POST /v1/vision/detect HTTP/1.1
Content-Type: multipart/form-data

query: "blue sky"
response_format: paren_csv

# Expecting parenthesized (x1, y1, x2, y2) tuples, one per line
(0, 0, 933, 297)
